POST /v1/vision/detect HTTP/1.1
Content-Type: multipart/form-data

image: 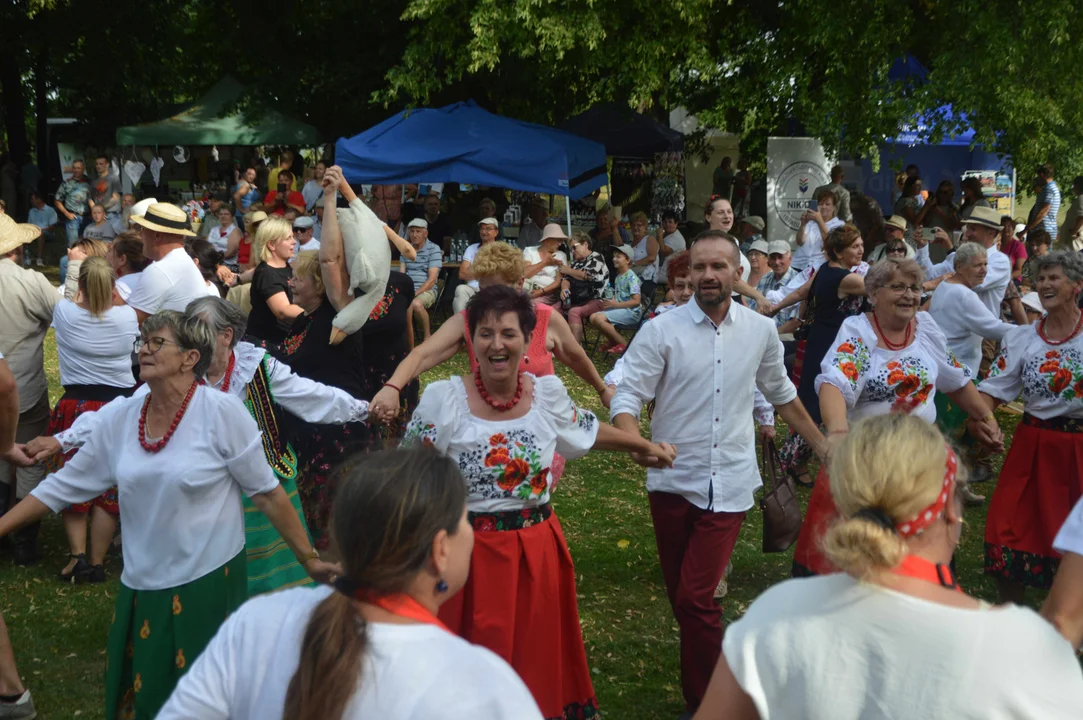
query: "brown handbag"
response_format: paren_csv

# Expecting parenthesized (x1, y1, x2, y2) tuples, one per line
(759, 437, 803, 553)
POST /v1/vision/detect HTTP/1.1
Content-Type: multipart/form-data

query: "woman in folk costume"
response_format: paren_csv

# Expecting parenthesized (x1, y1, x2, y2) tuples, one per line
(28, 296, 369, 596)
(0, 310, 337, 719)
(401, 285, 675, 720)
(980, 251, 1083, 603)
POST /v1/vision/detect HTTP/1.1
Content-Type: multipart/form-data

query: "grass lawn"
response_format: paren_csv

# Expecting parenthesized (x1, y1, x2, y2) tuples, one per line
(1, 300, 1032, 719)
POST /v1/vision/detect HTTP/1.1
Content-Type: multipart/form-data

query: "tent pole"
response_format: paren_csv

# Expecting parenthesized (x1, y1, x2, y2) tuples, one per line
(566, 196, 572, 237)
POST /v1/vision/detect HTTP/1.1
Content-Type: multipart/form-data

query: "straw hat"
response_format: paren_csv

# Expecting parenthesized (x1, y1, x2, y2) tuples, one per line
(884, 215, 908, 233)
(131, 202, 196, 237)
(961, 206, 1002, 231)
(540, 223, 568, 243)
(0, 214, 42, 257)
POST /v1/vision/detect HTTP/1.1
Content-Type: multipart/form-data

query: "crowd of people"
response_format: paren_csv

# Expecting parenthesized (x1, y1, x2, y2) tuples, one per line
(1, 153, 1083, 720)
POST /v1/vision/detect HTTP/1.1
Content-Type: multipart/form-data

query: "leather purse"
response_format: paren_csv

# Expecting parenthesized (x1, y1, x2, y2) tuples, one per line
(760, 437, 803, 553)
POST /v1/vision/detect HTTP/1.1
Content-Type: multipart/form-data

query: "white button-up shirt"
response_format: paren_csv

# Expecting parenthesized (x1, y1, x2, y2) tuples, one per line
(611, 298, 797, 513)
(916, 244, 1011, 318)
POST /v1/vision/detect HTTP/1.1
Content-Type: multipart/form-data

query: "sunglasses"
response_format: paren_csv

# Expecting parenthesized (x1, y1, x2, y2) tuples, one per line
(292, 226, 311, 232)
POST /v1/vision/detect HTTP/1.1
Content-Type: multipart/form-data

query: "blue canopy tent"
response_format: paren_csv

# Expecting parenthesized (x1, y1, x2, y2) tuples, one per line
(335, 100, 609, 233)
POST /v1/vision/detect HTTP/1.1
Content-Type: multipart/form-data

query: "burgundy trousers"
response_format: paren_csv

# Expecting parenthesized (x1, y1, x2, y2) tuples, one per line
(648, 491, 746, 711)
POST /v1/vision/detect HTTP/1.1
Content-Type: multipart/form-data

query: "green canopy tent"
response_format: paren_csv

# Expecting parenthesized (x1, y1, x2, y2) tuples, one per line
(115, 75, 319, 146)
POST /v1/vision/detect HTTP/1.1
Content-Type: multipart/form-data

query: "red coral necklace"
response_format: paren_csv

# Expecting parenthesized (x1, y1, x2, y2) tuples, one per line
(873, 314, 912, 351)
(1037, 310, 1083, 346)
(218, 352, 236, 393)
(474, 370, 524, 411)
(139, 380, 199, 453)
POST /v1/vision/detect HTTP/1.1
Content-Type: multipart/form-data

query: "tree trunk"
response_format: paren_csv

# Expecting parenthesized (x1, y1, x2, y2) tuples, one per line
(35, 42, 48, 179)
(0, 43, 30, 165)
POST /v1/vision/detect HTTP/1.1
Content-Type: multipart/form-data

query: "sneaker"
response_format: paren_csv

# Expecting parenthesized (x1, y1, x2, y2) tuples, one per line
(714, 562, 733, 600)
(0, 690, 36, 719)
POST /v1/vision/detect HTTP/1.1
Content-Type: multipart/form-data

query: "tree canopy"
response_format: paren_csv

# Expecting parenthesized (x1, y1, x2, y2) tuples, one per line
(2, 0, 1081, 186)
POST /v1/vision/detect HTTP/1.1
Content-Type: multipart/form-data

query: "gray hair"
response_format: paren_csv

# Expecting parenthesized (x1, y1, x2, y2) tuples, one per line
(1036, 251, 1083, 283)
(141, 310, 215, 378)
(185, 296, 247, 349)
(953, 242, 987, 270)
(865, 258, 925, 298)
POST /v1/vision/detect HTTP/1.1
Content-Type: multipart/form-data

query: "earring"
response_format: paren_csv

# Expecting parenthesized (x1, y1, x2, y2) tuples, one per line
(436, 579, 449, 594)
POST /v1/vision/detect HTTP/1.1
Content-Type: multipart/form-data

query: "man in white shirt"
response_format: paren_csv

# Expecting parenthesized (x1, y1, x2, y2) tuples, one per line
(290, 215, 319, 261)
(657, 210, 687, 285)
(453, 218, 500, 313)
(610, 230, 825, 715)
(128, 203, 207, 324)
(915, 205, 1010, 318)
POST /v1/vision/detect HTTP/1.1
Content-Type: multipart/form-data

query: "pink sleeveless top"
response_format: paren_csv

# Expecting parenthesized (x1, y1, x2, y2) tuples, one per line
(462, 304, 555, 377)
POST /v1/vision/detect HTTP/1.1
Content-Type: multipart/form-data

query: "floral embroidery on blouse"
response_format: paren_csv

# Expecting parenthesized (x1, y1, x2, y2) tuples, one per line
(402, 420, 437, 447)
(1023, 348, 1083, 401)
(480, 431, 549, 500)
(574, 406, 597, 434)
(831, 337, 871, 389)
(865, 357, 934, 412)
(282, 324, 308, 356)
(368, 285, 399, 322)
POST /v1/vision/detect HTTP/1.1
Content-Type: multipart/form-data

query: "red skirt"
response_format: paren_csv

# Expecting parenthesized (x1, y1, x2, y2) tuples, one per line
(46, 397, 119, 516)
(984, 414, 1083, 589)
(439, 505, 599, 720)
(791, 466, 839, 577)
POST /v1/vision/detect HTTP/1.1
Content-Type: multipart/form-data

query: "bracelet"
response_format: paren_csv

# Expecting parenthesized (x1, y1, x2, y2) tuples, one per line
(383, 382, 402, 393)
(968, 413, 994, 423)
(827, 429, 849, 436)
(297, 548, 319, 563)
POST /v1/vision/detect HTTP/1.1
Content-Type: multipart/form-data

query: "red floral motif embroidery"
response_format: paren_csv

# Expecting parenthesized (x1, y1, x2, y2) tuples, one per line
(1051, 368, 1073, 394)
(1046, 350, 1061, 359)
(499, 458, 530, 491)
(1039, 360, 1061, 374)
(489, 433, 508, 447)
(886, 361, 901, 370)
(996, 355, 1007, 371)
(367, 286, 399, 321)
(837, 342, 855, 354)
(485, 447, 510, 467)
(839, 361, 858, 381)
(475, 515, 498, 532)
(529, 469, 550, 496)
(1074, 378, 1083, 397)
(895, 375, 921, 398)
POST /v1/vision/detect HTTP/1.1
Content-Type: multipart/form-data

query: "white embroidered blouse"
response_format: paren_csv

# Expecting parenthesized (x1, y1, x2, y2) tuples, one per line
(402, 374, 599, 512)
(814, 312, 972, 424)
(978, 324, 1083, 420)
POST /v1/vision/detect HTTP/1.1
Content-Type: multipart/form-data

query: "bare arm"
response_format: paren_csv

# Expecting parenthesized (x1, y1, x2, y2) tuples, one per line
(385, 226, 416, 260)
(417, 267, 439, 295)
(549, 312, 609, 398)
(592, 422, 674, 465)
(1008, 296, 1029, 325)
(1041, 552, 1083, 649)
(838, 272, 866, 297)
(54, 197, 73, 220)
(265, 291, 305, 322)
(775, 398, 826, 459)
(773, 273, 814, 312)
(0, 360, 18, 454)
(1026, 203, 1051, 232)
(459, 259, 475, 283)
(249, 485, 338, 583)
(226, 228, 242, 258)
(233, 182, 249, 212)
(633, 236, 659, 267)
(368, 315, 465, 421)
(692, 654, 760, 720)
(0, 495, 52, 540)
(319, 168, 353, 312)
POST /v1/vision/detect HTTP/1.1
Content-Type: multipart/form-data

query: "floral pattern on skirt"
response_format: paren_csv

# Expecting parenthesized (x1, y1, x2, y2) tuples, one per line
(46, 397, 120, 515)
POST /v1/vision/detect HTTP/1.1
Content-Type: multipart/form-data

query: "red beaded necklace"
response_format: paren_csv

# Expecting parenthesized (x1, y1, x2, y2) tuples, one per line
(218, 352, 237, 393)
(1037, 310, 1083, 346)
(138, 380, 199, 453)
(474, 370, 524, 411)
(872, 313, 912, 351)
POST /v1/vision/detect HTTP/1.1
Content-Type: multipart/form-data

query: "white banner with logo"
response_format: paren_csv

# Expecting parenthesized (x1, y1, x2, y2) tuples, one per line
(57, 143, 86, 181)
(767, 137, 833, 245)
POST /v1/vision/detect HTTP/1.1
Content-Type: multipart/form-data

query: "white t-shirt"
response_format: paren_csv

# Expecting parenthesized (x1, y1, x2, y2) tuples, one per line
(157, 586, 544, 720)
(204, 282, 223, 298)
(126, 247, 208, 315)
(115, 271, 142, 302)
(521, 246, 568, 289)
(291, 238, 321, 264)
(724, 573, 1083, 719)
(207, 224, 238, 258)
(658, 230, 687, 281)
(791, 216, 844, 271)
(30, 387, 278, 590)
(52, 300, 138, 388)
(463, 243, 482, 289)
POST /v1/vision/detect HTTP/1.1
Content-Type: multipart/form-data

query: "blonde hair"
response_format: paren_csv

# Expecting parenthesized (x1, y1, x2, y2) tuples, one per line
(256, 216, 292, 262)
(821, 414, 966, 580)
(630, 211, 649, 225)
(291, 250, 325, 295)
(78, 256, 115, 317)
(72, 237, 109, 258)
(472, 242, 524, 284)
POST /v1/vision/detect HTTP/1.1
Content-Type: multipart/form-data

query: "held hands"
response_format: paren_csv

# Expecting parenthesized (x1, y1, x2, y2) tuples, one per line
(2, 444, 36, 467)
(216, 265, 235, 286)
(25, 436, 62, 463)
(631, 442, 678, 469)
(322, 166, 346, 192)
(369, 386, 401, 424)
(302, 557, 343, 585)
(600, 385, 615, 409)
(968, 415, 1005, 454)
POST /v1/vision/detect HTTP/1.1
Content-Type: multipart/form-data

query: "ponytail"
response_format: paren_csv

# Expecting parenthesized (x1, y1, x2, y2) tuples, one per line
(79, 257, 115, 318)
(283, 592, 366, 720)
(821, 517, 907, 581)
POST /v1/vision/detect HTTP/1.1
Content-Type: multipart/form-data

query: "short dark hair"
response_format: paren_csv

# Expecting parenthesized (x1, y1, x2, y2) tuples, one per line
(690, 229, 740, 263)
(815, 188, 838, 204)
(902, 176, 922, 195)
(466, 285, 537, 341)
(1028, 228, 1053, 247)
(905, 164, 919, 174)
(277, 169, 294, 183)
(662, 209, 679, 223)
(185, 238, 224, 282)
(96, 154, 109, 163)
(1039, 163, 1055, 178)
(1073, 175, 1083, 189)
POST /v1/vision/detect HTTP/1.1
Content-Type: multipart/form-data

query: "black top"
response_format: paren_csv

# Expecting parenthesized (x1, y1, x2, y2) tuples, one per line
(247, 262, 294, 344)
(427, 213, 454, 248)
(798, 264, 863, 424)
(277, 297, 367, 400)
(358, 271, 415, 400)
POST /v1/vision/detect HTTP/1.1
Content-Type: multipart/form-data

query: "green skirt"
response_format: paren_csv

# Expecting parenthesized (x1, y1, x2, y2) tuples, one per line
(242, 474, 315, 596)
(935, 389, 971, 443)
(106, 550, 247, 720)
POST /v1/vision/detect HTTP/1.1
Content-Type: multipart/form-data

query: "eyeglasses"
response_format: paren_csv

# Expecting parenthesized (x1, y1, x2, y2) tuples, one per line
(885, 283, 923, 295)
(293, 227, 311, 232)
(134, 337, 179, 354)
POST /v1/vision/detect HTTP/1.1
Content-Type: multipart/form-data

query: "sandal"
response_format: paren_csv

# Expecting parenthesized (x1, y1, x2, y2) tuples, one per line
(59, 553, 91, 583)
(86, 564, 107, 584)
(791, 469, 814, 488)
